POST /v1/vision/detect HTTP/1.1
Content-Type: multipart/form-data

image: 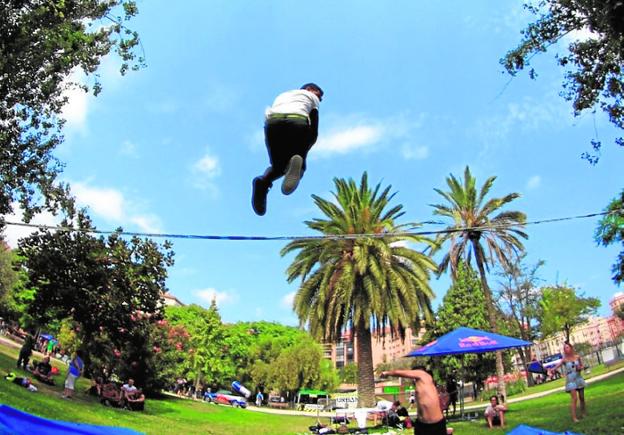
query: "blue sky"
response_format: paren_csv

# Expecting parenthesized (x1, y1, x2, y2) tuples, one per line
(4, 1, 623, 324)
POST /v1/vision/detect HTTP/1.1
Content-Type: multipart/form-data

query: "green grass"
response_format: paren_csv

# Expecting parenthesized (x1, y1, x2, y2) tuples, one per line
(450, 372, 624, 435)
(0, 342, 314, 434)
(1, 341, 623, 434)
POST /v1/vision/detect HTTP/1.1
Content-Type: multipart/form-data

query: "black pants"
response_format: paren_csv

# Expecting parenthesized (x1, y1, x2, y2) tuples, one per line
(413, 418, 447, 435)
(16, 352, 30, 369)
(263, 118, 313, 183)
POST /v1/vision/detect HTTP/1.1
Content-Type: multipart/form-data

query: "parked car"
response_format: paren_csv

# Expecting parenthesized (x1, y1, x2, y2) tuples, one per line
(205, 390, 247, 408)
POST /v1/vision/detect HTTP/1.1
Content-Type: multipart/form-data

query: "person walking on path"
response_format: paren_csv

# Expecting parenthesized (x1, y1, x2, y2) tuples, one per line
(62, 350, 84, 399)
(548, 341, 587, 423)
(381, 369, 448, 435)
(251, 83, 324, 216)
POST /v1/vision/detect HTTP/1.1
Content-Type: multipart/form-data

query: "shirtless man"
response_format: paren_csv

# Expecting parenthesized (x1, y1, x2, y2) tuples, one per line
(381, 369, 447, 435)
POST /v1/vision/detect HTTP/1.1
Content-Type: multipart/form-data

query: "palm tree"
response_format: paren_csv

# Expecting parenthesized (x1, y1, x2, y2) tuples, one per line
(431, 166, 527, 398)
(282, 173, 437, 407)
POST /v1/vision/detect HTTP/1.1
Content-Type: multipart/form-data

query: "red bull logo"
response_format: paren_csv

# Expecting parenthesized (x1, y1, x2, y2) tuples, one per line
(458, 335, 497, 348)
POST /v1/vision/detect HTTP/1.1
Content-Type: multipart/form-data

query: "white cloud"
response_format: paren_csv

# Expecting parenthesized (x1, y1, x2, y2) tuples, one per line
(401, 144, 429, 160)
(71, 181, 162, 233)
(526, 175, 542, 190)
(195, 288, 238, 306)
(120, 140, 138, 157)
(72, 183, 125, 221)
(61, 81, 89, 133)
(313, 113, 425, 159)
(315, 125, 383, 156)
(281, 291, 296, 308)
(1, 206, 59, 248)
(191, 150, 222, 194)
(203, 85, 242, 113)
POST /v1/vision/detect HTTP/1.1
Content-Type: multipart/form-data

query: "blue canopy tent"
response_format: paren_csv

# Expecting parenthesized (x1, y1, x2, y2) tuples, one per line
(407, 327, 532, 419)
(506, 424, 584, 435)
(0, 405, 143, 435)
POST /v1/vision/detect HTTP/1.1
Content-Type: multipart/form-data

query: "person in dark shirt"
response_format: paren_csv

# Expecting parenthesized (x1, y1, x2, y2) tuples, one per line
(33, 356, 54, 385)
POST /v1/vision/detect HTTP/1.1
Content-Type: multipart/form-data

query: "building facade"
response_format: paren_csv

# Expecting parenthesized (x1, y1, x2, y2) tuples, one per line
(533, 292, 624, 358)
(323, 326, 425, 369)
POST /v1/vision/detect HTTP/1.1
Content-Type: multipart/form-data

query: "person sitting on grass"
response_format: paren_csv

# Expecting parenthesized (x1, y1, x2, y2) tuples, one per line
(125, 390, 145, 411)
(86, 377, 104, 397)
(484, 395, 507, 429)
(121, 378, 138, 398)
(32, 356, 55, 385)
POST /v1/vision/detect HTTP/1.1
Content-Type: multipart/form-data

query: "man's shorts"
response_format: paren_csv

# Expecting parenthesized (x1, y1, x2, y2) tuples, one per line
(414, 418, 447, 435)
(65, 373, 78, 390)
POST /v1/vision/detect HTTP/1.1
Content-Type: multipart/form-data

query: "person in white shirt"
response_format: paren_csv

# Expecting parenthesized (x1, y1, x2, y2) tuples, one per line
(121, 378, 138, 397)
(251, 83, 324, 216)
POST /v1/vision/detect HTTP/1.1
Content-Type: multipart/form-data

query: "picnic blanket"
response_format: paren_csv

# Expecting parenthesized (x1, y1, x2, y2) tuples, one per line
(0, 404, 143, 435)
(507, 424, 585, 435)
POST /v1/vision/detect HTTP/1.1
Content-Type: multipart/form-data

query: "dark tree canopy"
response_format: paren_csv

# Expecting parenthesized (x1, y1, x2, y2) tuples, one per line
(0, 0, 143, 221)
(502, 0, 624, 162)
(595, 189, 624, 284)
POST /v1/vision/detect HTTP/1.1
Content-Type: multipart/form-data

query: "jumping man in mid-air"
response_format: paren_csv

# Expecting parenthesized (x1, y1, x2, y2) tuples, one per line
(251, 83, 324, 216)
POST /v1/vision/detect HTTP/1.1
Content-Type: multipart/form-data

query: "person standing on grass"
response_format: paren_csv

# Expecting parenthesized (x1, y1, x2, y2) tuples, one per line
(381, 369, 448, 435)
(548, 341, 587, 423)
(251, 83, 324, 216)
(62, 350, 84, 399)
(16, 333, 34, 370)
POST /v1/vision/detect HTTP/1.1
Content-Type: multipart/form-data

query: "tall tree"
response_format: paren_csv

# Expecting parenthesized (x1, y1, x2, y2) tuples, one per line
(0, 0, 143, 221)
(502, 0, 624, 162)
(17, 210, 174, 391)
(595, 189, 624, 284)
(425, 261, 497, 388)
(431, 166, 527, 398)
(165, 303, 232, 389)
(538, 285, 601, 342)
(496, 254, 544, 386)
(282, 172, 437, 407)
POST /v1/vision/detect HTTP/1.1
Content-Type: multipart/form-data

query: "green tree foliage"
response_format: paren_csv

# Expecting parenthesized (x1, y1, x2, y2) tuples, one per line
(17, 211, 174, 392)
(283, 172, 437, 407)
(165, 303, 232, 389)
(496, 254, 544, 385)
(0, 246, 36, 326)
(502, 0, 624, 162)
(339, 363, 359, 384)
(595, 189, 624, 284)
(431, 166, 527, 398)
(0, 1, 144, 221)
(538, 285, 601, 341)
(424, 262, 496, 388)
(222, 321, 328, 394)
(252, 336, 339, 398)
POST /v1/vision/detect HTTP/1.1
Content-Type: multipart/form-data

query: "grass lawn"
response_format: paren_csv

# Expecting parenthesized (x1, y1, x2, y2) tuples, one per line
(0, 343, 314, 434)
(1, 341, 623, 434)
(465, 359, 624, 407)
(450, 372, 624, 435)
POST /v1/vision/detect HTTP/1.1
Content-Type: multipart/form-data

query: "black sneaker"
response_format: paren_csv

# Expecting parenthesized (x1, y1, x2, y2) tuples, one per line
(281, 155, 303, 195)
(252, 177, 270, 216)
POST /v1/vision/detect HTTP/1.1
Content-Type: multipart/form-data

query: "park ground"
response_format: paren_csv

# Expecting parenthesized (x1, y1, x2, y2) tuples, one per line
(0, 341, 623, 435)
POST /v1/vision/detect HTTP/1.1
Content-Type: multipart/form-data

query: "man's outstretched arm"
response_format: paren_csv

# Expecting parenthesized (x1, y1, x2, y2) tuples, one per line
(381, 369, 444, 424)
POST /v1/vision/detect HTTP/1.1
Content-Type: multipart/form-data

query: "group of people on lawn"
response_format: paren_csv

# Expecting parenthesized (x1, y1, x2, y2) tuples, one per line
(13, 333, 144, 411)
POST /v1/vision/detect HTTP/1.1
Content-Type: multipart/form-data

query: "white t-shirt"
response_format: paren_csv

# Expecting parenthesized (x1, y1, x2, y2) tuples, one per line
(123, 384, 137, 393)
(265, 89, 320, 119)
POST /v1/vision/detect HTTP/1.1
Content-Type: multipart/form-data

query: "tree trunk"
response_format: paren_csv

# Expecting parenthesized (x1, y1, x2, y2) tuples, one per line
(355, 322, 376, 408)
(518, 347, 534, 387)
(474, 245, 507, 399)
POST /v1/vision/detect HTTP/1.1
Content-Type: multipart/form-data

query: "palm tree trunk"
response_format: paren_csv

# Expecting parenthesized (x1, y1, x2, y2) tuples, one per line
(474, 245, 507, 399)
(355, 322, 376, 408)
